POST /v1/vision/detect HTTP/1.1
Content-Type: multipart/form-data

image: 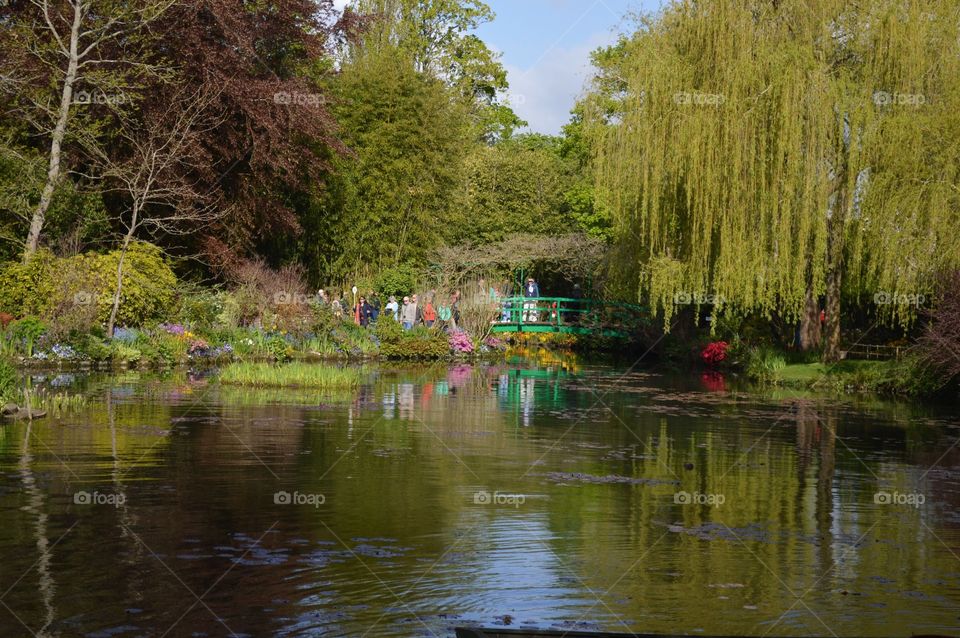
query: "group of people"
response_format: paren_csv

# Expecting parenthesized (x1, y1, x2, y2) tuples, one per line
(315, 276, 560, 331)
(316, 288, 461, 331)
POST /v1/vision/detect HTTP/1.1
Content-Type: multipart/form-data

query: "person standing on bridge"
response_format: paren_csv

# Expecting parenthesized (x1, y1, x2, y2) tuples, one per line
(523, 277, 540, 322)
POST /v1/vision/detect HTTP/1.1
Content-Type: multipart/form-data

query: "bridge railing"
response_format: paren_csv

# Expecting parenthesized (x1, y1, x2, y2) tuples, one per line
(491, 296, 647, 332)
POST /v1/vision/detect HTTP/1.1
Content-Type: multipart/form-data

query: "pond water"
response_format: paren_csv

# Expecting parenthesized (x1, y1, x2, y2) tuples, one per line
(1, 355, 959, 637)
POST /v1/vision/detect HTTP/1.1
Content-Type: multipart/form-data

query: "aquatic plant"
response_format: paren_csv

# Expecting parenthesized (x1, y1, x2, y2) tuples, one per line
(219, 362, 362, 388)
(0, 359, 16, 404)
(745, 346, 786, 383)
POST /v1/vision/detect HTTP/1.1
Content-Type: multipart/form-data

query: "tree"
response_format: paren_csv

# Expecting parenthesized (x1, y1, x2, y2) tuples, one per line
(148, 0, 356, 261)
(306, 49, 469, 280)
(593, 0, 960, 360)
(350, 0, 523, 141)
(0, 0, 176, 260)
(84, 86, 226, 336)
(451, 134, 576, 245)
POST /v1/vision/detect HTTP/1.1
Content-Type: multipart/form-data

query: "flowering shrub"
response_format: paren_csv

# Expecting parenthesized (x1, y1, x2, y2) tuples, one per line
(483, 336, 505, 349)
(187, 339, 210, 355)
(449, 330, 474, 354)
(52, 344, 77, 360)
(160, 323, 186, 336)
(701, 341, 729, 366)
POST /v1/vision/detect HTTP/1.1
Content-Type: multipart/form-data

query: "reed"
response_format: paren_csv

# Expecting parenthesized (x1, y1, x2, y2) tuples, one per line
(218, 362, 363, 388)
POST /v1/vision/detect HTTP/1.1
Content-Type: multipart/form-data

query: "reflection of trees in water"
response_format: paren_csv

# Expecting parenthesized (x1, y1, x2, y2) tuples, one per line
(18, 420, 58, 637)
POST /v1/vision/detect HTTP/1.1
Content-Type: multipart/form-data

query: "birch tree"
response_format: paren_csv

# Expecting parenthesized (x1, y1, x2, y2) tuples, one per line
(0, 0, 174, 260)
(83, 86, 226, 336)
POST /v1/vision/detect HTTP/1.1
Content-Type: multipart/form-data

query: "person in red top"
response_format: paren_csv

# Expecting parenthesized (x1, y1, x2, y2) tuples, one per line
(423, 296, 437, 327)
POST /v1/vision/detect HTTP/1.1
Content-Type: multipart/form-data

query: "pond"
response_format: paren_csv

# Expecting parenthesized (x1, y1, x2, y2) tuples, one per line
(1, 356, 959, 637)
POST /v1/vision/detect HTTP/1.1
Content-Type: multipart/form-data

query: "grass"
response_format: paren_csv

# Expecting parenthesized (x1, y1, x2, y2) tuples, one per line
(218, 362, 363, 388)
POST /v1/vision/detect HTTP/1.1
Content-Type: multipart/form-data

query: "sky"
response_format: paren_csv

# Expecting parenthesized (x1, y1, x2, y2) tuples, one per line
(333, 0, 664, 135)
(477, 0, 652, 135)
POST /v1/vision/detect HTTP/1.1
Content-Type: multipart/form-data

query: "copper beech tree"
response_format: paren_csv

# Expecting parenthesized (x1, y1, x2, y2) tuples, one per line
(1, 0, 362, 261)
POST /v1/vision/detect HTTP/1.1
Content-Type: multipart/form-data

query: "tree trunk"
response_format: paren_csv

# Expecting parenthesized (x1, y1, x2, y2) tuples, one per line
(823, 178, 848, 363)
(24, 3, 83, 260)
(799, 275, 822, 351)
(108, 218, 137, 337)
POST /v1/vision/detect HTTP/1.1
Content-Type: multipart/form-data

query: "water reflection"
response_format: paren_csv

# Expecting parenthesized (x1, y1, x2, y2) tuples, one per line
(0, 361, 958, 637)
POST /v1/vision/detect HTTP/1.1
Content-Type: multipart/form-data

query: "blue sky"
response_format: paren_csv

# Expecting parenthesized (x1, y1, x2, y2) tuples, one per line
(478, 0, 652, 134)
(334, 0, 665, 134)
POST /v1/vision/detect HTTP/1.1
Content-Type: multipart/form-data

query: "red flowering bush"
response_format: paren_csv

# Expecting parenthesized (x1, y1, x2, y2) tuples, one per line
(701, 341, 729, 366)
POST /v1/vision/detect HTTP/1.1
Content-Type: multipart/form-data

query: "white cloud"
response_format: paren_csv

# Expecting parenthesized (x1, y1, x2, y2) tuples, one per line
(503, 31, 616, 136)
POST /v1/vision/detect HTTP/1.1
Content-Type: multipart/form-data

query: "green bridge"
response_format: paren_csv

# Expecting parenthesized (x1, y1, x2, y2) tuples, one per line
(490, 296, 649, 337)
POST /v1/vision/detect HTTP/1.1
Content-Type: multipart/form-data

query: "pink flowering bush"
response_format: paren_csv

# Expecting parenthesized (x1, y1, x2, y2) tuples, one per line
(448, 330, 474, 354)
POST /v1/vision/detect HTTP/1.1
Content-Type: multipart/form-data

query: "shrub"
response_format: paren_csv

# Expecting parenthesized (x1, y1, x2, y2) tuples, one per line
(265, 334, 293, 362)
(10, 316, 47, 357)
(377, 322, 448, 359)
(177, 285, 225, 331)
(373, 264, 418, 298)
(745, 346, 786, 383)
(0, 242, 177, 331)
(70, 334, 113, 361)
(0, 358, 16, 404)
(701, 341, 729, 366)
(110, 343, 142, 365)
(449, 330, 474, 354)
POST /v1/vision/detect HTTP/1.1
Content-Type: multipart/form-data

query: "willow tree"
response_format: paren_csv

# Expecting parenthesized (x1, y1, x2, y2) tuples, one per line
(594, 0, 960, 360)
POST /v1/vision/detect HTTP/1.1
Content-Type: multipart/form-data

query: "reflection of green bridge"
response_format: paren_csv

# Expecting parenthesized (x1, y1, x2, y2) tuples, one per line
(491, 297, 649, 337)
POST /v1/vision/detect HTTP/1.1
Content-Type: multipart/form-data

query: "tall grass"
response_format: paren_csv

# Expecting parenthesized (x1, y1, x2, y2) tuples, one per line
(745, 346, 787, 383)
(219, 362, 363, 388)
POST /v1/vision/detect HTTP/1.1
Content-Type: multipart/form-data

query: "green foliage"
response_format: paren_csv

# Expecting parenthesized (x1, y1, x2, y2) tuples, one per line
(9, 316, 47, 357)
(0, 358, 16, 404)
(177, 285, 225, 331)
(0, 250, 57, 317)
(352, 0, 520, 141)
(745, 346, 787, 384)
(593, 0, 960, 330)
(0, 141, 108, 264)
(110, 342, 142, 366)
(69, 334, 113, 362)
(265, 335, 293, 362)
(451, 135, 577, 245)
(219, 362, 362, 388)
(0, 242, 178, 331)
(374, 264, 418, 298)
(308, 49, 470, 279)
(375, 319, 448, 359)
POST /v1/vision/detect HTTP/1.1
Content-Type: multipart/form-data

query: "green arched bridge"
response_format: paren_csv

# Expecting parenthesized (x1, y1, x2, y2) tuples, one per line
(490, 296, 649, 337)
